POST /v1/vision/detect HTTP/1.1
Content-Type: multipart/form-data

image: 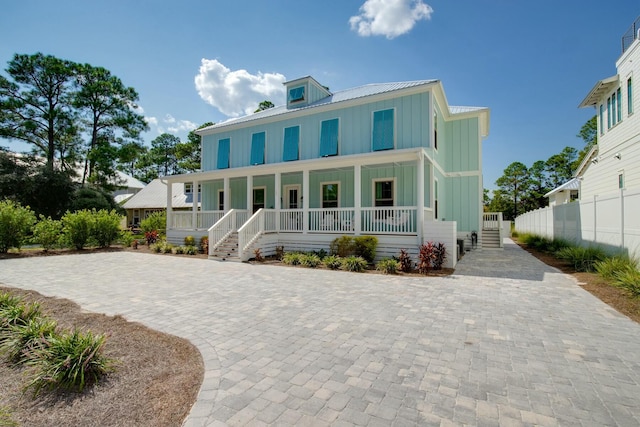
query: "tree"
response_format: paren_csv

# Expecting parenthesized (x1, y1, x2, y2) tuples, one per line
(575, 115, 597, 168)
(495, 162, 529, 220)
(73, 63, 148, 186)
(523, 160, 549, 211)
(0, 53, 78, 171)
(144, 133, 181, 177)
(486, 189, 511, 215)
(175, 122, 213, 173)
(545, 146, 577, 189)
(254, 100, 274, 113)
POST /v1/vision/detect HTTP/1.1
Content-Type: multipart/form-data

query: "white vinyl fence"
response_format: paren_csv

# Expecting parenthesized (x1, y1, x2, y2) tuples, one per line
(515, 188, 640, 259)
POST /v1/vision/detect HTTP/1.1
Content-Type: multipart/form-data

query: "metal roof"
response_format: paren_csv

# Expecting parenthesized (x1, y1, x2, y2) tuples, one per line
(197, 80, 440, 133)
(544, 178, 580, 198)
(123, 178, 198, 209)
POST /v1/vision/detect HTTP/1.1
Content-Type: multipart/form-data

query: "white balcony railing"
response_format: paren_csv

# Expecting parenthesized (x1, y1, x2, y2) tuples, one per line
(361, 207, 416, 234)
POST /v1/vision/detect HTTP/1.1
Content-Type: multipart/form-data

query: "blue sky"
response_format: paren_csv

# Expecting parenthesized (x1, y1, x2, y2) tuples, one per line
(1, 1, 638, 190)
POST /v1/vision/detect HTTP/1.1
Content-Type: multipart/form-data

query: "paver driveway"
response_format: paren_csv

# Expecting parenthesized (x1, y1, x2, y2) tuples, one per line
(1, 240, 640, 426)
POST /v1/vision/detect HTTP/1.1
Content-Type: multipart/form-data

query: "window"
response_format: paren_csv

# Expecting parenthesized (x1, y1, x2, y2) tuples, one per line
(374, 179, 394, 207)
(283, 184, 301, 209)
(617, 87, 622, 123)
(184, 183, 201, 194)
(599, 104, 604, 135)
(433, 109, 438, 150)
(250, 132, 265, 165)
(607, 97, 612, 129)
(253, 187, 265, 213)
(628, 77, 634, 115)
(217, 190, 224, 211)
(619, 172, 625, 189)
(319, 118, 339, 157)
(321, 182, 339, 208)
(283, 126, 300, 161)
(612, 91, 617, 126)
(372, 109, 394, 151)
(434, 179, 439, 220)
(217, 138, 230, 169)
(288, 86, 305, 103)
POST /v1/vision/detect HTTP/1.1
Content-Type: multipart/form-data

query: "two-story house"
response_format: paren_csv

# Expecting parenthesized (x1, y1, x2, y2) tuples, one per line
(164, 76, 490, 267)
(578, 17, 640, 197)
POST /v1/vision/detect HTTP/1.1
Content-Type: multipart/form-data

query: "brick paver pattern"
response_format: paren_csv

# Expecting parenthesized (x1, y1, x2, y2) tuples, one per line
(1, 239, 639, 426)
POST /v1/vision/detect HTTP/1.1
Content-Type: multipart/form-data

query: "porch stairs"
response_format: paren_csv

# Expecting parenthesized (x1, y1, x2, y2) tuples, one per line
(209, 232, 241, 262)
(481, 229, 501, 249)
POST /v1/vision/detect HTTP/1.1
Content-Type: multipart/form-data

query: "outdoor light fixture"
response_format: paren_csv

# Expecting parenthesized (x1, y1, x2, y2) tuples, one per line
(614, 152, 622, 160)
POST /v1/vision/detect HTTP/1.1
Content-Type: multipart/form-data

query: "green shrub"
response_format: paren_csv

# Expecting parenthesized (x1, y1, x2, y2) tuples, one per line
(354, 236, 378, 263)
(173, 245, 185, 254)
(323, 255, 342, 270)
(0, 318, 57, 364)
(150, 242, 163, 253)
(61, 210, 93, 250)
(397, 249, 414, 273)
(161, 242, 173, 253)
(282, 252, 302, 265)
(300, 254, 321, 268)
(91, 209, 122, 248)
(376, 258, 400, 274)
(0, 200, 36, 253)
(330, 236, 355, 257)
(184, 235, 196, 246)
(119, 231, 135, 247)
(341, 256, 368, 272)
(26, 329, 114, 395)
(140, 211, 166, 234)
(613, 266, 640, 297)
(0, 292, 22, 312)
(0, 302, 41, 330)
(32, 216, 62, 251)
(556, 246, 607, 272)
(548, 238, 572, 253)
(184, 245, 198, 255)
(595, 256, 638, 280)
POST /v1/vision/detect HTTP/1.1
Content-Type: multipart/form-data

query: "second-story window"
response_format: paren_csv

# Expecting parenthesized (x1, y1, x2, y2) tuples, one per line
(250, 132, 265, 165)
(612, 91, 617, 126)
(283, 126, 300, 161)
(319, 118, 339, 157)
(217, 138, 230, 169)
(289, 86, 305, 103)
(628, 77, 634, 115)
(607, 97, 612, 129)
(433, 109, 438, 150)
(599, 104, 604, 135)
(372, 109, 394, 151)
(617, 87, 622, 123)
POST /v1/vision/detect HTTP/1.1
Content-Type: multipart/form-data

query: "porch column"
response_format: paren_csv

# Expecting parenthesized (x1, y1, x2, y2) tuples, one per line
(303, 169, 309, 234)
(354, 164, 361, 235)
(192, 180, 199, 229)
(247, 175, 253, 213)
(165, 180, 173, 231)
(275, 172, 281, 232)
(417, 152, 425, 246)
(223, 177, 230, 211)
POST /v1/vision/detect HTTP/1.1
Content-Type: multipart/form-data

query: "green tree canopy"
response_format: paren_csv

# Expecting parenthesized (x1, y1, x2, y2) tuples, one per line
(254, 100, 274, 113)
(175, 122, 213, 173)
(495, 161, 529, 220)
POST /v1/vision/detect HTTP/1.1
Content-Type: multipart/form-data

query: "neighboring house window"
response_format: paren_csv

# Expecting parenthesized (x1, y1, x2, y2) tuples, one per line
(217, 190, 224, 211)
(321, 182, 339, 208)
(283, 126, 300, 161)
(319, 118, 339, 157)
(617, 87, 622, 123)
(372, 109, 394, 151)
(217, 138, 230, 169)
(251, 132, 265, 165)
(607, 97, 612, 129)
(184, 183, 201, 194)
(619, 172, 625, 189)
(374, 179, 394, 207)
(289, 86, 305, 103)
(599, 104, 604, 135)
(253, 187, 265, 213)
(628, 77, 634, 115)
(433, 109, 438, 150)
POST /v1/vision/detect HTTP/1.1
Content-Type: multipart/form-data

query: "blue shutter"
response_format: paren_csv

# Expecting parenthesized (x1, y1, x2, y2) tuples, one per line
(283, 126, 299, 161)
(372, 109, 394, 151)
(319, 119, 339, 157)
(250, 132, 265, 165)
(217, 138, 230, 169)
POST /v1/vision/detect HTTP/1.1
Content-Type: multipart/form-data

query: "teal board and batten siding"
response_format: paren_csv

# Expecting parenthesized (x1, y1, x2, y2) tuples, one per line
(309, 170, 354, 208)
(443, 176, 480, 232)
(201, 177, 276, 210)
(360, 164, 418, 207)
(201, 92, 432, 171)
(441, 117, 480, 172)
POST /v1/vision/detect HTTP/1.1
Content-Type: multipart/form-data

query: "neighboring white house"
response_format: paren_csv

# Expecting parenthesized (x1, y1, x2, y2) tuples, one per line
(112, 171, 146, 204)
(544, 177, 580, 207)
(122, 178, 200, 228)
(578, 17, 640, 198)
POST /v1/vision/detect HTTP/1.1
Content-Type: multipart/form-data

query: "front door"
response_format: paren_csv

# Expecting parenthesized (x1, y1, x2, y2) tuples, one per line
(253, 187, 265, 213)
(283, 184, 301, 209)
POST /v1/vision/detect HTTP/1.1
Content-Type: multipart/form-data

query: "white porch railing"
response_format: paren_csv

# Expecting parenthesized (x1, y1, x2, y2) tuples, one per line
(309, 208, 356, 233)
(208, 209, 249, 255)
(280, 209, 303, 232)
(237, 209, 277, 260)
(171, 210, 225, 230)
(198, 211, 224, 229)
(171, 212, 193, 229)
(362, 207, 417, 234)
(483, 212, 503, 230)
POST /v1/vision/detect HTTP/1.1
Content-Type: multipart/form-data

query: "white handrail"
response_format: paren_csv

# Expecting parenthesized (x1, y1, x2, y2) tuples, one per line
(208, 210, 236, 255)
(361, 207, 417, 234)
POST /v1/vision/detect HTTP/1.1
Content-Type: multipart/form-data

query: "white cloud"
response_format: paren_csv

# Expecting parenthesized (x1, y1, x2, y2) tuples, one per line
(349, 0, 433, 39)
(145, 115, 198, 137)
(167, 119, 198, 134)
(164, 114, 176, 124)
(145, 116, 158, 126)
(194, 59, 286, 117)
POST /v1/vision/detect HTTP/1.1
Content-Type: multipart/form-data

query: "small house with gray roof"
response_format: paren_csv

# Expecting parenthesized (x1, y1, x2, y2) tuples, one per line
(164, 76, 491, 266)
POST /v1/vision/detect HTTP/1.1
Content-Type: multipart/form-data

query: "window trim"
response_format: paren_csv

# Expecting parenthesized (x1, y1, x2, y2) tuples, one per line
(371, 108, 395, 151)
(184, 183, 201, 195)
(372, 178, 396, 207)
(283, 184, 301, 209)
(288, 86, 305, 103)
(320, 181, 340, 208)
(319, 118, 340, 157)
(252, 186, 267, 213)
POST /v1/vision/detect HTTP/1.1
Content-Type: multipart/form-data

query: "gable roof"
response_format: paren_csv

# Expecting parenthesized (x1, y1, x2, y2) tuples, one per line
(544, 177, 580, 198)
(123, 178, 198, 209)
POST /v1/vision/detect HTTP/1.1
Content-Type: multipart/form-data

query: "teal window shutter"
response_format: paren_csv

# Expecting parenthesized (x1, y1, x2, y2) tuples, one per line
(319, 119, 339, 157)
(217, 138, 230, 169)
(250, 132, 265, 165)
(372, 109, 394, 151)
(283, 126, 299, 161)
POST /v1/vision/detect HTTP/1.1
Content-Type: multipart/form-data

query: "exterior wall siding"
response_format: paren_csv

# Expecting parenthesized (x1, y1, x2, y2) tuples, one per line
(444, 176, 480, 232)
(443, 117, 480, 172)
(361, 164, 418, 207)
